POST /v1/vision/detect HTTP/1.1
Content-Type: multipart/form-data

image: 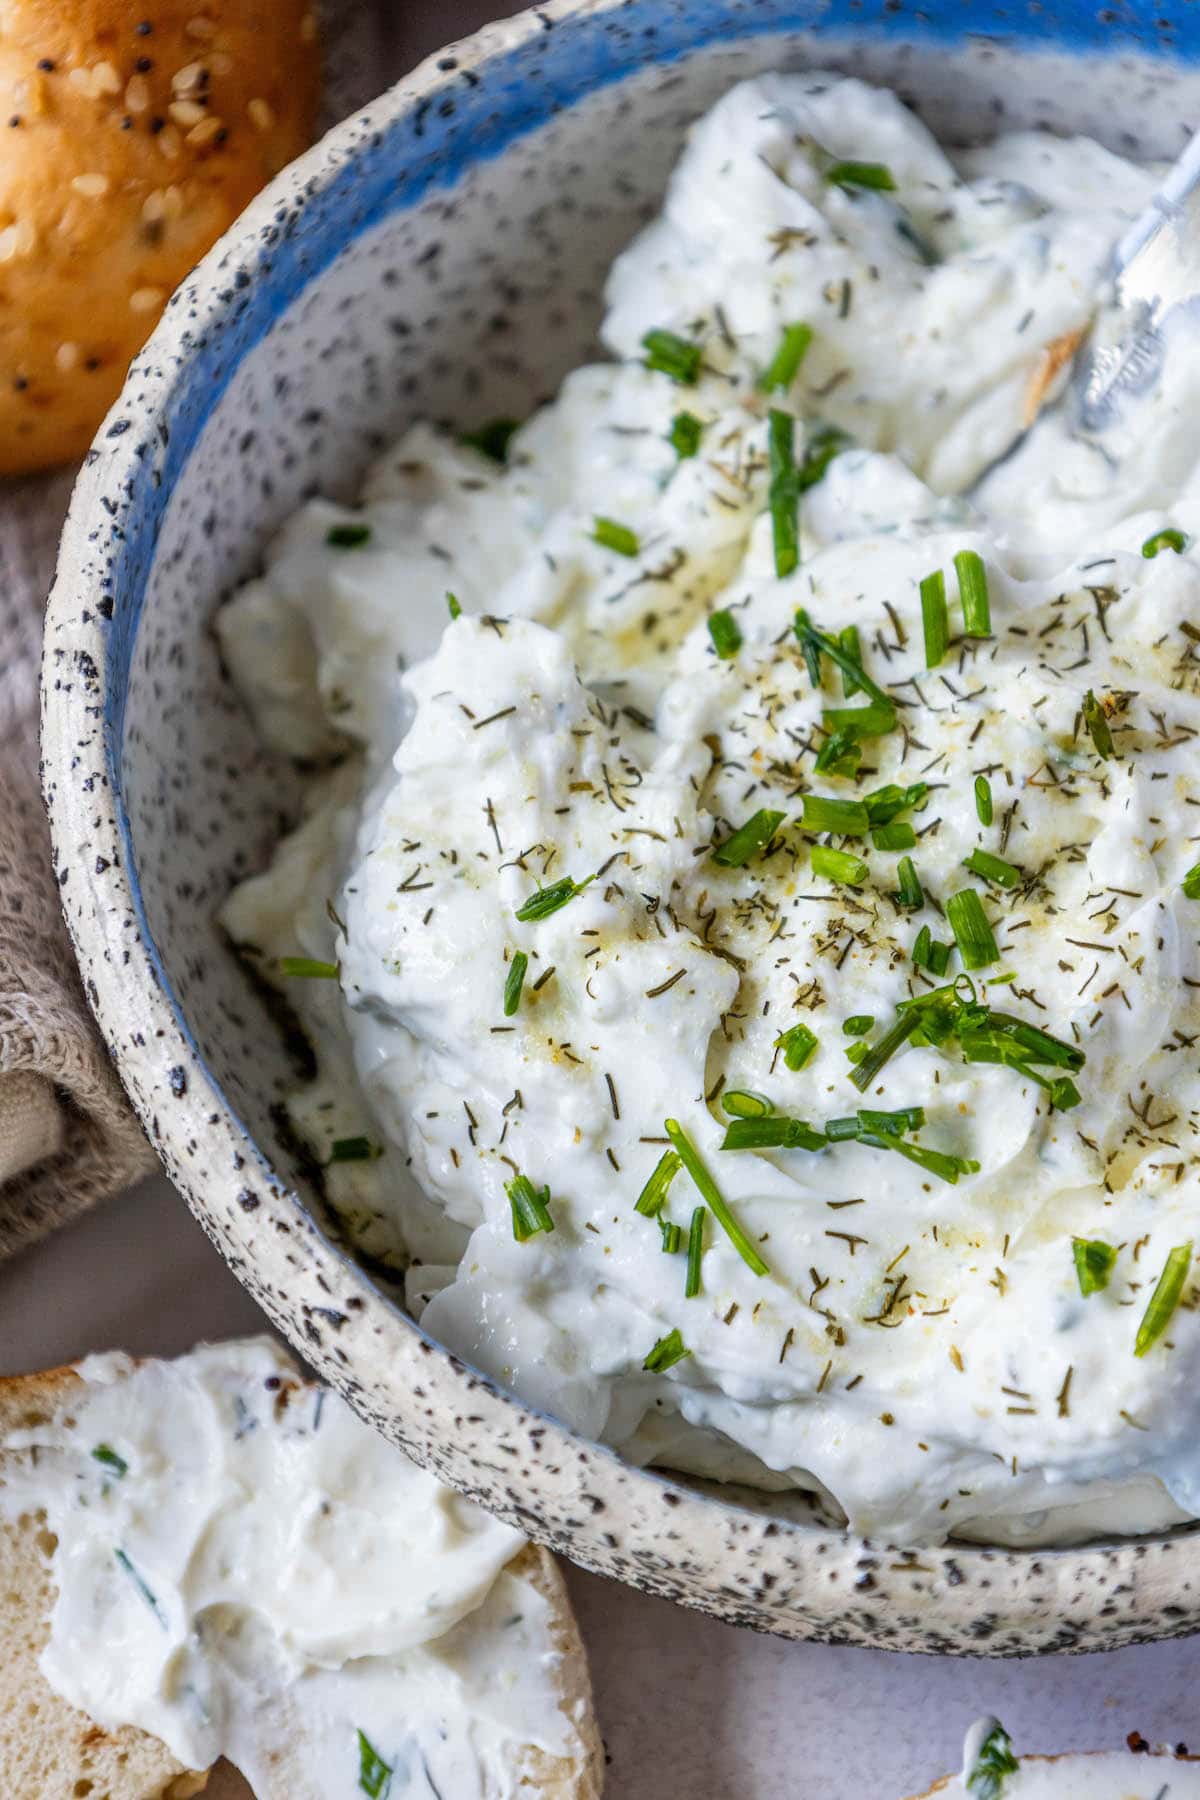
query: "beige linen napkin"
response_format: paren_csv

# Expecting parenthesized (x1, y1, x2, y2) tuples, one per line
(0, 1, 395, 1260)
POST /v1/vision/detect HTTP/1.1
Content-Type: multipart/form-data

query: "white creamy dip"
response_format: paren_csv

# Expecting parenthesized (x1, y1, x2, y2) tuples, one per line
(0, 1338, 582, 1797)
(940, 1718, 1200, 1798)
(219, 72, 1200, 1545)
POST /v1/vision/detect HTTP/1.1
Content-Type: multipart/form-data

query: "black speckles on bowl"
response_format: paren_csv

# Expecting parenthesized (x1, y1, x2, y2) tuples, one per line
(41, 0, 1200, 1652)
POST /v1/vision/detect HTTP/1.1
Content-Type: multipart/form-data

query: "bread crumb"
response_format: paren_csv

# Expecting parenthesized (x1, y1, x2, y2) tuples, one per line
(129, 286, 165, 314)
(71, 173, 110, 198)
(247, 97, 274, 133)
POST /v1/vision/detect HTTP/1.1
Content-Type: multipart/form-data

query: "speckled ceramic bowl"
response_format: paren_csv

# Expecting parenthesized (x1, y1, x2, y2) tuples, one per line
(43, 0, 1200, 1653)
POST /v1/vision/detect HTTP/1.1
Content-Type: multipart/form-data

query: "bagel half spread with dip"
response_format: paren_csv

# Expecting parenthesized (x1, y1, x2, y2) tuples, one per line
(0, 0, 319, 475)
(911, 1718, 1200, 1797)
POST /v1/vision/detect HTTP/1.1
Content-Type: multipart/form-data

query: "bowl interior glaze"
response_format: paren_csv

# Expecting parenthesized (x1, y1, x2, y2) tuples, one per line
(45, 0, 1200, 1653)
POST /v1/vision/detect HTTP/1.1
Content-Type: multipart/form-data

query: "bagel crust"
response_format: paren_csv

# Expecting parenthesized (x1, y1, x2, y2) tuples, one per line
(0, 0, 320, 474)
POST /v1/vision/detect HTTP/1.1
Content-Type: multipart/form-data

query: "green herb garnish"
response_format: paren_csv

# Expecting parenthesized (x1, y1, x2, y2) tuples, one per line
(802, 794, 868, 835)
(843, 1015, 875, 1037)
(669, 410, 704, 459)
(826, 159, 897, 191)
(794, 612, 893, 708)
(945, 889, 999, 970)
(91, 1444, 128, 1478)
(920, 568, 948, 668)
(896, 855, 924, 911)
(1142, 527, 1188, 558)
(912, 924, 951, 975)
(712, 808, 786, 868)
(1081, 688, 1115, 760)
(506, 1173, 555, 1241)
(446, 591, 462, 620)
(592, 515, 640, 557)
(114, 1548, 166, 1627)
(838, 624, 862, 698)
(720, 1115, 826, 1152)
(775, 1022, 818, 1070)
(279, 956, 338, 980)
(797, 423, 850, 491)
(357, 1729, 393, 1799)
(849, 1008, 921, 1093)
(1183, 861, 1200, 900)
(665, 1118, 769, 1276)
(722, 1089, 774, 1119)
(643, 1327, 691, 1372)
(965, 1720, 1019, 1799)
(963, 848, 1021, 889)
(1134, 1242, 1192, 1357)
(642, 328, 702, 385)
(460, 417, 519, 462)
(635, 1150, 681, 1218)
(863, 781, 926, 825)
(759, 322, 813, 393)
(872, 820, 916, 852)
(503, 950, 528, 1017)
(974, 775, 993, 826)
(811, 844, 869, 886)
(326, 522, 371, 549)
(660, 1218, 683, 1253)
(514, 873, 595, 922)
(955, 549, 991, 636)
(685, 1206, 706, 1297)
(1073, 1237, 1117, 1297)
(707, 608, 742, 659)
(768, 407, 800, 579)
(328, 1136, 380, 1164)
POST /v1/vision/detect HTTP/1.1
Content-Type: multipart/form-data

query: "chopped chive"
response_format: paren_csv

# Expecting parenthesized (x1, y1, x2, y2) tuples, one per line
(503, 950, 528, 1017)
(1142, 527, 1188, 558)
(664, 1118, 770, 1276)
(592, 515, 640, 557)
(460, 417, 519, 462)
(872, 820, 916, 852)
(685, 1206, 706, 1297)
(326, 522, 371, 549)
(1073, 1237, 1117, 1297)
(707, 608, 742, 659)
(945, 888, 999, 970)
(966, 1720, 1019, 1798)
(669, 410, 703, 459)
(91, 1444, 128, 1478)
(814, 729, 862, 777)
(912, 924, 951, 975)
(863, 781, 926, 825)
(843, 1014, 875, 1037)
(328, 1136, 380, 1164)
(515, 872, 595, 922)
(642, 327, 702, 385)
(859, 1105, 925, 1136)
(506, 1173, 555, 1241)
(838, 624, 862, 697)
(823, 702, 897, 740)
(920, 568, 948, 668)
(357, 1730, 393, 1799)
(775, 1022, 818, 1070)
(720, 1116, 825, 1152)
(446, 591, 462, 620)
(823, 1114, 862, 1141)
(722, 1089, 774, 1119)
(758, 322, 813, 393)
(660, 1218, 683, 1253)
(1134, 1242, 1192, 1357)
(643, 1327, 691, 1372)
(797, 423, 851, 492)
(279, 956, 338, 980)
(635, 1149, 681, 1218)
(712, 808, 786, 868)
(954, 549, 991, 636)
(793, 613, 892, 708)
(862, 1130, 980, 1184)
(974, 775, 993, 826)
(811, 844, 869, 886)
(849, 1008, 920, 1093)
(801, 794, 868, 835)
(114, 1548, 166, 1627)
(1081, 688, 1115, 760)
(964, 1010, 1084, 1071)
(963, 848, 1021, 889)
(768, 407, 800, 579)
(1049, 1076, 1083, 1111)
(896, 855, 924, 911)
(844, 1041, 870, 1065)
(1183, 861, 1200, 899)
(826, 159, 897, 191)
